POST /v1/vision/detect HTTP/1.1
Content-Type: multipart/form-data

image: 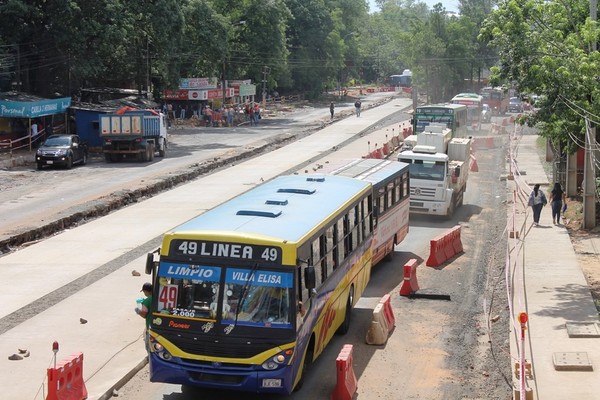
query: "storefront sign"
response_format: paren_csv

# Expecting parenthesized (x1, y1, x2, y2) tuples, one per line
(179, 77, 218, 90)
(238, 84, 256, 97)
(188, 90, 208, 100)
(0, 97, 71, 118)
(163, 90, 189, 100)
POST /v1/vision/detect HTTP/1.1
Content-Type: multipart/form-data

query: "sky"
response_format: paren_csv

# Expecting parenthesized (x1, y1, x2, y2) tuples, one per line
(367, 0, 460, 14)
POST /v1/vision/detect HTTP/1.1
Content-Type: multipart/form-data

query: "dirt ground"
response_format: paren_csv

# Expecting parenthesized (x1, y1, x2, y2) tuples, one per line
(562, 198, 600, 309)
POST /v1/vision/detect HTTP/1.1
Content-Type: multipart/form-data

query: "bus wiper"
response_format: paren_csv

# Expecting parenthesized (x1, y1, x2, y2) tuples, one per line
(233, 263, 260, 326)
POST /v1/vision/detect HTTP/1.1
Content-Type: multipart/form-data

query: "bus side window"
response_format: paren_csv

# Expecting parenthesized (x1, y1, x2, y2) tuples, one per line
(335, 218, 345, 266)
(325, 226, 335, 276)
(310, 238, 324, 290)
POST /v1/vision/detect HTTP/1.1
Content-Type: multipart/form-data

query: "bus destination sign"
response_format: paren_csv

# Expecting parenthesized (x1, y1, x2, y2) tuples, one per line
(416, 107, 454, 115)
(169, 239, 282, 264)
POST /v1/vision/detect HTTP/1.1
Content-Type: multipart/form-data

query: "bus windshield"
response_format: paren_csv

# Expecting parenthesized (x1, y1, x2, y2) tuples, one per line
(155, 262, 294, 330)
(228, 268, 293, 328)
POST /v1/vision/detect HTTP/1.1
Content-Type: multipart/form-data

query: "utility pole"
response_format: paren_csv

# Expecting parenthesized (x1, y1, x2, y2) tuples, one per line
(261, 66, 270, 107)
(583, 0, 597, 229)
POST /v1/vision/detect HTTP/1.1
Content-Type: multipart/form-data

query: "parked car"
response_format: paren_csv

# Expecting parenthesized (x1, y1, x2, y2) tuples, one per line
(36, 134, 88, 170)
(507, 97, 524, 113)
(481, 104, 492, 123)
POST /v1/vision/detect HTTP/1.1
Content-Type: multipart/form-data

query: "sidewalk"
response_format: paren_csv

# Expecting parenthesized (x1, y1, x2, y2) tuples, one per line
(508, 132, 600, 399)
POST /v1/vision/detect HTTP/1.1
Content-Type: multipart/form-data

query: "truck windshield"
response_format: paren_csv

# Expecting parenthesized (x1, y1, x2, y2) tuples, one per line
(400, 159, 446, 181)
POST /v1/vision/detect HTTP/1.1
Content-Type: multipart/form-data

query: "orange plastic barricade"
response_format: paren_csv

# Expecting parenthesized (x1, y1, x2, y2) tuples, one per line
(374, 148, 383, 159)
(399, 259, 420, 296)
(331, 344, 358, 400)
(426, 225, 463, 267)
(46, 352, 88, 400)
(470, 154, 479, 172)
(383, 142, 390, 156)
(379, 294, 395, 334)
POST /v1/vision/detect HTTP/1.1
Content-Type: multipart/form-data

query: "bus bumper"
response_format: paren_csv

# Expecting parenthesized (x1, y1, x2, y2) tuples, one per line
(148, 353, 295, 394)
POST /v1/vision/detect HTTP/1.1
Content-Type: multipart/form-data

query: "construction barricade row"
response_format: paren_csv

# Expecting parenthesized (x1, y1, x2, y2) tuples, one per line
(331, 344, 358, 400)
(426, 225, 464, 267)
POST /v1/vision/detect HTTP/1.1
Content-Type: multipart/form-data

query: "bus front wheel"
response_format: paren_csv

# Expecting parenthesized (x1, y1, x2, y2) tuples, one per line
(294, 338, 314, 392)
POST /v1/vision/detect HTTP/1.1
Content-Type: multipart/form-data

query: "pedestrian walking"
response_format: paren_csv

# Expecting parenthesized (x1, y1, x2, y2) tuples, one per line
(135, 282, 153, 350)
(527, 183, 547, 226)
(354, 99, 362, 117)
(550, 182, 566, 225)
(330, 102, 335, 119)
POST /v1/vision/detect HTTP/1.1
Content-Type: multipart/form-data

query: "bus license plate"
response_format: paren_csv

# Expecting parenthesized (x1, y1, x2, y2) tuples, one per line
(262, 379, 282, 388)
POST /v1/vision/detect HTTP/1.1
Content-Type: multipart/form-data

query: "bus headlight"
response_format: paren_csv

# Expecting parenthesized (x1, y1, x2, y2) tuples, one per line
(261, 352, 289, 370)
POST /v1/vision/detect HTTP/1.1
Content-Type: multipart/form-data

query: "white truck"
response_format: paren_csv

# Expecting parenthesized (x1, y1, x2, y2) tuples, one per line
(398, 126, 471, 219)
(100, 108, 168, 162)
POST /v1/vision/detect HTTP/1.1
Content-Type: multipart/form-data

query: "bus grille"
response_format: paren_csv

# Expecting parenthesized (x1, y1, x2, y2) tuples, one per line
(188, 372, 245, 385)
(159, 331, 276, 358)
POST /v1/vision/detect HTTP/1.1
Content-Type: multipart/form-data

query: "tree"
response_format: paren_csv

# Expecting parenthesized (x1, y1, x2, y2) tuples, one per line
(480, 0, 600, 154)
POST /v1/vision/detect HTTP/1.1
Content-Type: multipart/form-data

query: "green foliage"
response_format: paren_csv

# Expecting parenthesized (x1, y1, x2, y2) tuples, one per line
(481, 0, 599, 154)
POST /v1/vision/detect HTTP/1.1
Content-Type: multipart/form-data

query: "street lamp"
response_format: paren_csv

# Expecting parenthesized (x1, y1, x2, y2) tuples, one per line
(222, 20, 246, 108)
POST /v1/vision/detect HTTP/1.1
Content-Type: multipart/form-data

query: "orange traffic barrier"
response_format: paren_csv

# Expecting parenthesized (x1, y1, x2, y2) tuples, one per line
(470, 154, 479, 172)
(391, 136, 399, 149)
(399, 258, 420, 296)
(509, 115, 515, 123)
(46, 352, 88, 400)
(331, 344, 358, 400)
(383, 142, 390, 156)
(379, 294, 395, 334)
(426, 225, 463, 267)
(374, 148, 383, 159)
(502, 118, 508, 126)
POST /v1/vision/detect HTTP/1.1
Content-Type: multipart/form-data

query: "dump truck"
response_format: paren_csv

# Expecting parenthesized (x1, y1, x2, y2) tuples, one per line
(100, 108, 168, 162)
(398, 126, 471, 219)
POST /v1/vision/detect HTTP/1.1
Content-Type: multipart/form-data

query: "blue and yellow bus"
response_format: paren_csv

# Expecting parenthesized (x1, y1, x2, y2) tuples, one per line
(411, 103, 468, 138)
(144, 160, 410, 394)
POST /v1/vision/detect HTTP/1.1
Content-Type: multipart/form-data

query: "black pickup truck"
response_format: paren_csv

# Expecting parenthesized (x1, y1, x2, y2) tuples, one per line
(35, 134, 88, 170)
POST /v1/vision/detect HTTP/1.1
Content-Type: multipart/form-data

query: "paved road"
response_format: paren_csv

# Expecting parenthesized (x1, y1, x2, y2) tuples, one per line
(0, 93, 401, 251)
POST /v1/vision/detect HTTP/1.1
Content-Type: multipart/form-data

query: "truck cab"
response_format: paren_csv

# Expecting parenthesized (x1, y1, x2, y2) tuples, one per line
(399, 135, 471, 219)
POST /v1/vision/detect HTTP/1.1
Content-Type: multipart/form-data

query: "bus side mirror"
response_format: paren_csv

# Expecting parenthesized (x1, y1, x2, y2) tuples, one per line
(145, 249, 160, 275)
(304, 266, 316, 292)
(455, 165, 461, 177)
(410, 118, 414, 125)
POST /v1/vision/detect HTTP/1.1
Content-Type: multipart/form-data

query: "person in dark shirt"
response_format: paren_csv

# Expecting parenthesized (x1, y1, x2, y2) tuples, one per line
(550, 182, 566, 225)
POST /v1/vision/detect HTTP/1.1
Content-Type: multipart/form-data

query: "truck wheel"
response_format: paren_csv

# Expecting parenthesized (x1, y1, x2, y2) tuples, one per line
(158, 139, 166, 157)
(446, 195, 456, 220)
(141, 146, 149, 162)
(149, 143, 155, 161)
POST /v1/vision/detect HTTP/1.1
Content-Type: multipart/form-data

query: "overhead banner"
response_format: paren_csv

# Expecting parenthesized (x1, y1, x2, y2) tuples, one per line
(0, 97, 71, 118)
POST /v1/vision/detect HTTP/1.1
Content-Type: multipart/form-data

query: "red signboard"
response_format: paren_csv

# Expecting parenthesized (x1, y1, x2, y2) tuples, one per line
(163, 90, 189, 100)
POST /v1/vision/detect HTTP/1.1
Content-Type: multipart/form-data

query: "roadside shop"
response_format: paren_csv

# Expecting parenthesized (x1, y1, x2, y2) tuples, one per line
(0, 92, 71, 151)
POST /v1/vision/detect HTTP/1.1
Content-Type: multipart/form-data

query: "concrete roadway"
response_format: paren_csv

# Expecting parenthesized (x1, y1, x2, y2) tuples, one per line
(0, 96, 414, 400)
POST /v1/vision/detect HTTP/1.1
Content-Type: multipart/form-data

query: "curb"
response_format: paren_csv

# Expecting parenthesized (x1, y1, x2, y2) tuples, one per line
(97, 357, 148, 400)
